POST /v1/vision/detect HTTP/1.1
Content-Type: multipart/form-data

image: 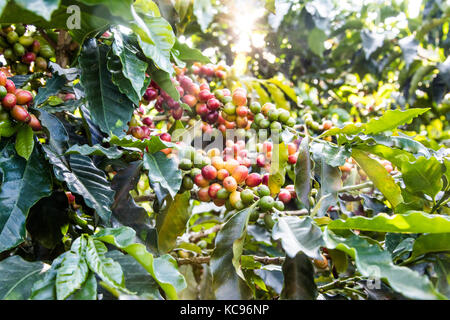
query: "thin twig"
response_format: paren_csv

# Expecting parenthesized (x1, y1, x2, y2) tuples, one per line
(188, 224, 223, 243)
(176, 255, 285, 266)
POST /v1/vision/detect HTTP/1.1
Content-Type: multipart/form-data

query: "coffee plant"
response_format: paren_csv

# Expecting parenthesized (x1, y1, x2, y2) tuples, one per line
(0, 0, 449, 301)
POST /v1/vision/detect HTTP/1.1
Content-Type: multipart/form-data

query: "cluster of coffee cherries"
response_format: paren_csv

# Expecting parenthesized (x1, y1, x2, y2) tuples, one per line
(0, 71, 41, 130)
(174, 138, 297, 215)
(191, 62, 227, 80)
(0, 24, 54, 74)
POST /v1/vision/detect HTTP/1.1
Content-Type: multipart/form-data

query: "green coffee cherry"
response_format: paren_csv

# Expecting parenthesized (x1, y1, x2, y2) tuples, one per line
(6, 31, 19, 44)
(179, 158, 193, 170)
(259, 196, 275, 212)
(257, 185, 271, 197)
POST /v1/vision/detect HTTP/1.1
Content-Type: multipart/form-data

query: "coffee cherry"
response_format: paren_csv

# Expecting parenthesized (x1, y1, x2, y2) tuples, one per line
(322, 120, 333, 130)
(278, 189, 292, 204)
(313, 254, 328, 269)
(240, 189, 255, 205)
(182, 94, 197, 107)
(259, 196, 275, 212)
(250, 102, 261, 114)
(229, 191, 241, 208)
(211, 156, 225, 170)
(182, 175, 194, 190)
(262, 103, 275, 116)
(11, 105, 31, 123)
(202, 165, 218, 180)
(288, 154, 298, 164)
(206, 111, 219, 124)
(21, 52, 36, 64)
(7, 31, 19, 44)
(179, 158, 193, 171)
(159, 133, 172, 142)
(198, 187, 211, 202)
(143, 87, 158, 101)
(216, 188, 230, 200)
(15, 90, 33, 105)
(171, 107, 184, 120)
(217, 168, 229, 180)
(35, 57, 48, 71)
(274, 200, 285, 211)
(207, 98, 221, 111)
(5, 80, 16, 93)
(232, 165, 249, 184)
(278, 109, 291, 124)
(199, 89, 214, 102)
(208, 183, 222, 199)
(245, 173, 262, 188)
(131, 126, 146, 140)
(257, 185, 271, 197)
(223, 176, 238, 192)
(196, 103, 209, 116)
(264, 214, 275, 230)
(32, 40, 41, 54)
(2, 93, 16, 109)
(28, 114, 42, 131)
(232, 89, 247, 107)
(0, 86, 7, 99)
(0, 72, 6, 87)
(262, 174, 269, 186)
(194, 174, 210, 188)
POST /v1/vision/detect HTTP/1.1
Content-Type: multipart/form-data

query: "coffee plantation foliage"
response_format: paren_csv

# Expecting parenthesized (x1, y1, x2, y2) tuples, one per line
(0, 0, 449, 301)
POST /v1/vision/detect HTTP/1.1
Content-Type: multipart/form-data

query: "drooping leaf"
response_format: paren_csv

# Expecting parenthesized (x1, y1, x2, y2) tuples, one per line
(33, 74, 66, 107)
(15, 125, 34, 160)
(324, 228, 446, 300)
(0, 255, 45, 300)
(79, 39, 135, 136)
(351, 149, 403, 208)
(56, 236, 89, 300)
(93, 227, 186, 300)
(65, 144, 126, 159)
(328, 211, 450, 234)
(280, 253, 317, 300)
(269, 142, 288, 196)
(172, 39, 211, 64)
(85, 237, 132, 294)
(210, 207, 254, 300)
(106, 250, 163, 300)
(272, 216, 325, 260)
(405, 234, 450, 263)
(157, 191, 191, 253)
(0, 141, 52, 253)
(143, 151, 182, 204)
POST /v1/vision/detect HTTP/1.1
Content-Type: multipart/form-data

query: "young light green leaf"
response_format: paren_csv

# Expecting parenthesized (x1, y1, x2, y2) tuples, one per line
(15, 125, 34, 160)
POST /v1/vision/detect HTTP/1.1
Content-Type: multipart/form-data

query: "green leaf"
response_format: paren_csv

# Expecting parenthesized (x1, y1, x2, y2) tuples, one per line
(308, 28, 327, 57)
(265, 0, 276, 14)
(211, 207, 254, 300)
(328, 211, 450, 234)
(105, 134, 175, 152)
(0, 141, 52, 253)
(295, 136, 311, 209)
(351, 149, 403, 208)
(33, 74, 66, 106)
(280, 253, 318, 300)
(406, 234, 450, 263)
(85, 237, 132, 295)
(68, 272, 97, 300)
(110, 30, 149, 105)
(131, 7, 176, 74)
(94, 227, 186, 300)
(56, 236, 89, 300)
(79, 39, 135, 136)
(0, 255, 45, 300)
(65, 144, 126, 159)
(321, 143, 351, 167)
(273, 216, 324, 260)
(149, 64, 180, 100)
(0, 119, 19, 138)
(193, 0, 217, 32)
(172, 39, 211, 64)
(143, 151, 182, 204)
(77, 0, 133, 20)
(15, 125, 34, 160)
(157, 191, 192, 253)
(51, 154, 115, 225)
(324, 228, 446, 300)
(14, 0, 61, 21)
(106, 250, 163, 300)
(322, 109, 430, 137)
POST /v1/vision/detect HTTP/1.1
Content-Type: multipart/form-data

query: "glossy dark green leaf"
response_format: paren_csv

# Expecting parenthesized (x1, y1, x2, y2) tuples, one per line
(157, 191, 192, 253)
(280, 253, 317, 300)
(405, 234, 450, 263)
(105, 134, 174, 152)
(77, 0, 133, 19)
(79, 39, 135, 136)
(33, 75, 66, 106)
(143, 151, 182, 204)
(210, 207, 254, 300)
(272, 216, 325, 260)
(324, 228, 446, 300)
(0, 141, 52, 253)
(0, 255, 45, 300)
(148, 64, 180, 100)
